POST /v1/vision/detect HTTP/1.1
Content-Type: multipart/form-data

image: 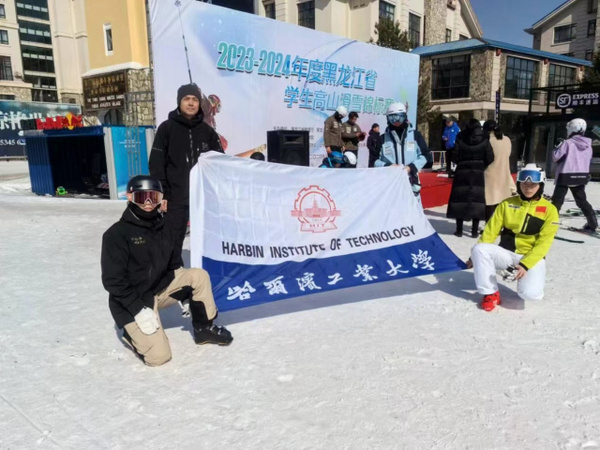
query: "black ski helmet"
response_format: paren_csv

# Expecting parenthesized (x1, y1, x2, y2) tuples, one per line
(126, 175, 163, 193)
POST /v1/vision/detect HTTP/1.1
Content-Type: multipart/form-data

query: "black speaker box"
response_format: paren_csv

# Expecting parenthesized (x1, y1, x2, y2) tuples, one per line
(266, 130, 310, 166)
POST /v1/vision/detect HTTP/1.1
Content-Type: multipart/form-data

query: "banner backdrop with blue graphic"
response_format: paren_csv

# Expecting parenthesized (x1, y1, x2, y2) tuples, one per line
(149, 0, 419, 167)
(191, 153, 466, 311)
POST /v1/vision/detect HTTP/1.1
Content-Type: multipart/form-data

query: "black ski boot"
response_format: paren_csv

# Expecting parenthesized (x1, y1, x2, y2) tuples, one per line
(188, 297, 233, 345)
(194, 324, 233, 345)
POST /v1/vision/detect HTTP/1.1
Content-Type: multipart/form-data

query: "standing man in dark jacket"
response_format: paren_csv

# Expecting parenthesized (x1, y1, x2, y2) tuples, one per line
(149, 83, 223, 263)
(367, 123, 380, 168)
(101, 175, 232, 367)
(323, 105, 347, 154)
(341, 111, 365, 165)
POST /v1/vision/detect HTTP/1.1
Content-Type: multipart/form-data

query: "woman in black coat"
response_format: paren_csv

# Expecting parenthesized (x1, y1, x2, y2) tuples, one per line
(446, 119, 495, 237)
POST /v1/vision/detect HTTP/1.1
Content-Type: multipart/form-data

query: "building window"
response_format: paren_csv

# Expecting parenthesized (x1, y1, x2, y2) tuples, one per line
(298, 1, 314, 29)
(505, 56, 539, 100)
(554, 24, 576, 44)
(264, 2, 275, 19)
(103, 24, 113, 55)
(588, 19, 596, 37)
(24, 74, 57, 102)
(549, 64, 576, 87)
(409, 13, 421, 48)
(431, 54, 470, 100)
(19, 20, 51, 44)
(459, 34, 469, 40)
(0, 55, 13, 80)
(22, 45, 55, 73)
(0, 29, 8, 45)
(549, 64, 576, 101)
(31, 89, 57, 102)
(0, 4, 6, 19)
(445, 29, 452, 42)
(379, 1, 395, 21)
(589, 0, 598, 14)
(16, 0, 50, 21)
(586, 50, 594, 60)
(0, 94, 16, 100)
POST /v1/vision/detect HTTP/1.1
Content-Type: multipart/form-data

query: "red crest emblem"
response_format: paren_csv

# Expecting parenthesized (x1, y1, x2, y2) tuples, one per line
(535, 206, 547, 214)
(291, 185, 341, 233)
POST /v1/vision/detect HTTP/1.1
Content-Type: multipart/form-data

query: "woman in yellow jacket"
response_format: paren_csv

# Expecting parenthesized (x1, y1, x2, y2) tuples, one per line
(468, 164, 559, 311)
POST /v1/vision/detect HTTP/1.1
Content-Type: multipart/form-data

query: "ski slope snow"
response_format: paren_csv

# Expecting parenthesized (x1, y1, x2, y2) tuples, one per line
(1, 161, 599, 449)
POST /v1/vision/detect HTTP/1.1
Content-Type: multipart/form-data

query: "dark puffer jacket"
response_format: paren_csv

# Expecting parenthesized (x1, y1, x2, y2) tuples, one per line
(101, 204, 181, 328)
(446, 127, 495, 220)
(149, 108, 223, 206)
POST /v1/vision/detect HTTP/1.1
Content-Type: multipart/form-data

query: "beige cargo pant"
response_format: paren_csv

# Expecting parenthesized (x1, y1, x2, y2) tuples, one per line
(123, 268, 217, 366)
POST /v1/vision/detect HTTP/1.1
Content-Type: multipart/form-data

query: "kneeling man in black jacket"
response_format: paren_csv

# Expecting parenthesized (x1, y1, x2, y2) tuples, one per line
(101, 175, 232, 367)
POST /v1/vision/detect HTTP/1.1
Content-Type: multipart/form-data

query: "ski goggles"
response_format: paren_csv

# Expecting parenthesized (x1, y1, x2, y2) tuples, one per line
(387, 113, 407, 124)
(516, 170, 543, 183)
(132, 190, 163, 205)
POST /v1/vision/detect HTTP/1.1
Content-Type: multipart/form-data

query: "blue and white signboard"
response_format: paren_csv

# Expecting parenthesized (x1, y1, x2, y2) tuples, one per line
(0, 101, 81, 158)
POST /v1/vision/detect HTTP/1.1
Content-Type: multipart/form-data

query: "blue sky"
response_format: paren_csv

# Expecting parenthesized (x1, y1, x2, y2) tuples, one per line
(470, 0, 567, 47)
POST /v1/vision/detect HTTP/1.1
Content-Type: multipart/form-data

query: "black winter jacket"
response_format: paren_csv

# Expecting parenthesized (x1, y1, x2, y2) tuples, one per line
(446, 128, 495, 221)
(367, 130, 380, 167)
(101, 204, 181, 328)
(149, 108, 223, 206)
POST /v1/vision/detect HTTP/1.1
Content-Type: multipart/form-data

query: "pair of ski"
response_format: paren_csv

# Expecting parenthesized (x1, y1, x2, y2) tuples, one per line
(555, 226, 600, 243)
(560, 208, 600, 218)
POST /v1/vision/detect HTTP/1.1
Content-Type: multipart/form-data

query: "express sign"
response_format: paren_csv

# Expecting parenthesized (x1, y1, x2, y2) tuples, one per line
(555, 91, 600, 109)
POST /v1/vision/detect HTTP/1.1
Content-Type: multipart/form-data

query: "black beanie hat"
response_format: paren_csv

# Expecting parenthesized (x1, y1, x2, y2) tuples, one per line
(177, 83, 201, 106)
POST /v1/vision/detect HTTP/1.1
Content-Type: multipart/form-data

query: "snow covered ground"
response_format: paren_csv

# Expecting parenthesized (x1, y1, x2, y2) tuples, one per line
(1, 160, 599, 449)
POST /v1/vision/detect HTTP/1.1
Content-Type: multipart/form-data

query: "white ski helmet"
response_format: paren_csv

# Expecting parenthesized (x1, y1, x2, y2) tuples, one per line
(343, 151, 357, 166)
(336, 105, 348, 117)
(566, 118, 586, 137)
(386, 102, 407, 116)
(517, 163, 546, 184)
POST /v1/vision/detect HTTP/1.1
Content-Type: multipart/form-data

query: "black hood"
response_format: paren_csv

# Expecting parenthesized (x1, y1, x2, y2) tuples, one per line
(168, 107, 205, 128)
(463, 127, 487, 146)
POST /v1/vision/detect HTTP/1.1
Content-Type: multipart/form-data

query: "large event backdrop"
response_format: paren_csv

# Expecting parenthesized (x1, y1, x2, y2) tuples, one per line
(149, 0, 420, 167)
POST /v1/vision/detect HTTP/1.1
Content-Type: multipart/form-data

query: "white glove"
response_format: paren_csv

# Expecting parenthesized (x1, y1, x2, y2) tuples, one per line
(134, 307, 159, 335)
(179, 300, 191, 318)
(500, 265, 518, 282)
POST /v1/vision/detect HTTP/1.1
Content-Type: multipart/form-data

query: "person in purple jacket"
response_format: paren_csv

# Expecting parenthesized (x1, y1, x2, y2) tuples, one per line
(551, 118, 597, 232)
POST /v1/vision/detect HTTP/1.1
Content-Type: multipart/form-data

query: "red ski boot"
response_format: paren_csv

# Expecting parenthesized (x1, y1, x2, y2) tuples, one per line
(481, 291, 501, 312)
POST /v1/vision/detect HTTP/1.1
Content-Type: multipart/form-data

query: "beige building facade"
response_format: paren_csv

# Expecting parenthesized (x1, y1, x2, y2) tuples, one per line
(255, 0, 482, 47)
(0, 0, 31, 100)
(526, 0, 600, 62)
(0, 0, 88, 104)
(82, 0, 153, 125)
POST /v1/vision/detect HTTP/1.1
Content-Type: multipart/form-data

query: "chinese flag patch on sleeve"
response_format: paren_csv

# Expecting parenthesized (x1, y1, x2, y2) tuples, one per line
(536, 206, 547, 214)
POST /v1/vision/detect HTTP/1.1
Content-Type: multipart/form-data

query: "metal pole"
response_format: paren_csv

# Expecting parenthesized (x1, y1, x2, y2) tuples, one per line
(175, 0, 193, 84)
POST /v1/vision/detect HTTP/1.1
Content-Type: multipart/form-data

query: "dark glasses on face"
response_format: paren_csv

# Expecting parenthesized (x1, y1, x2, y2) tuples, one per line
(132, 190, 163, 205)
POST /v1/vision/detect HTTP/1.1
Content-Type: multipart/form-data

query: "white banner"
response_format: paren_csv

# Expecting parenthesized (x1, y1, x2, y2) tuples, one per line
(191, 153, 465, 310)
(149, 0, 419, 167)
